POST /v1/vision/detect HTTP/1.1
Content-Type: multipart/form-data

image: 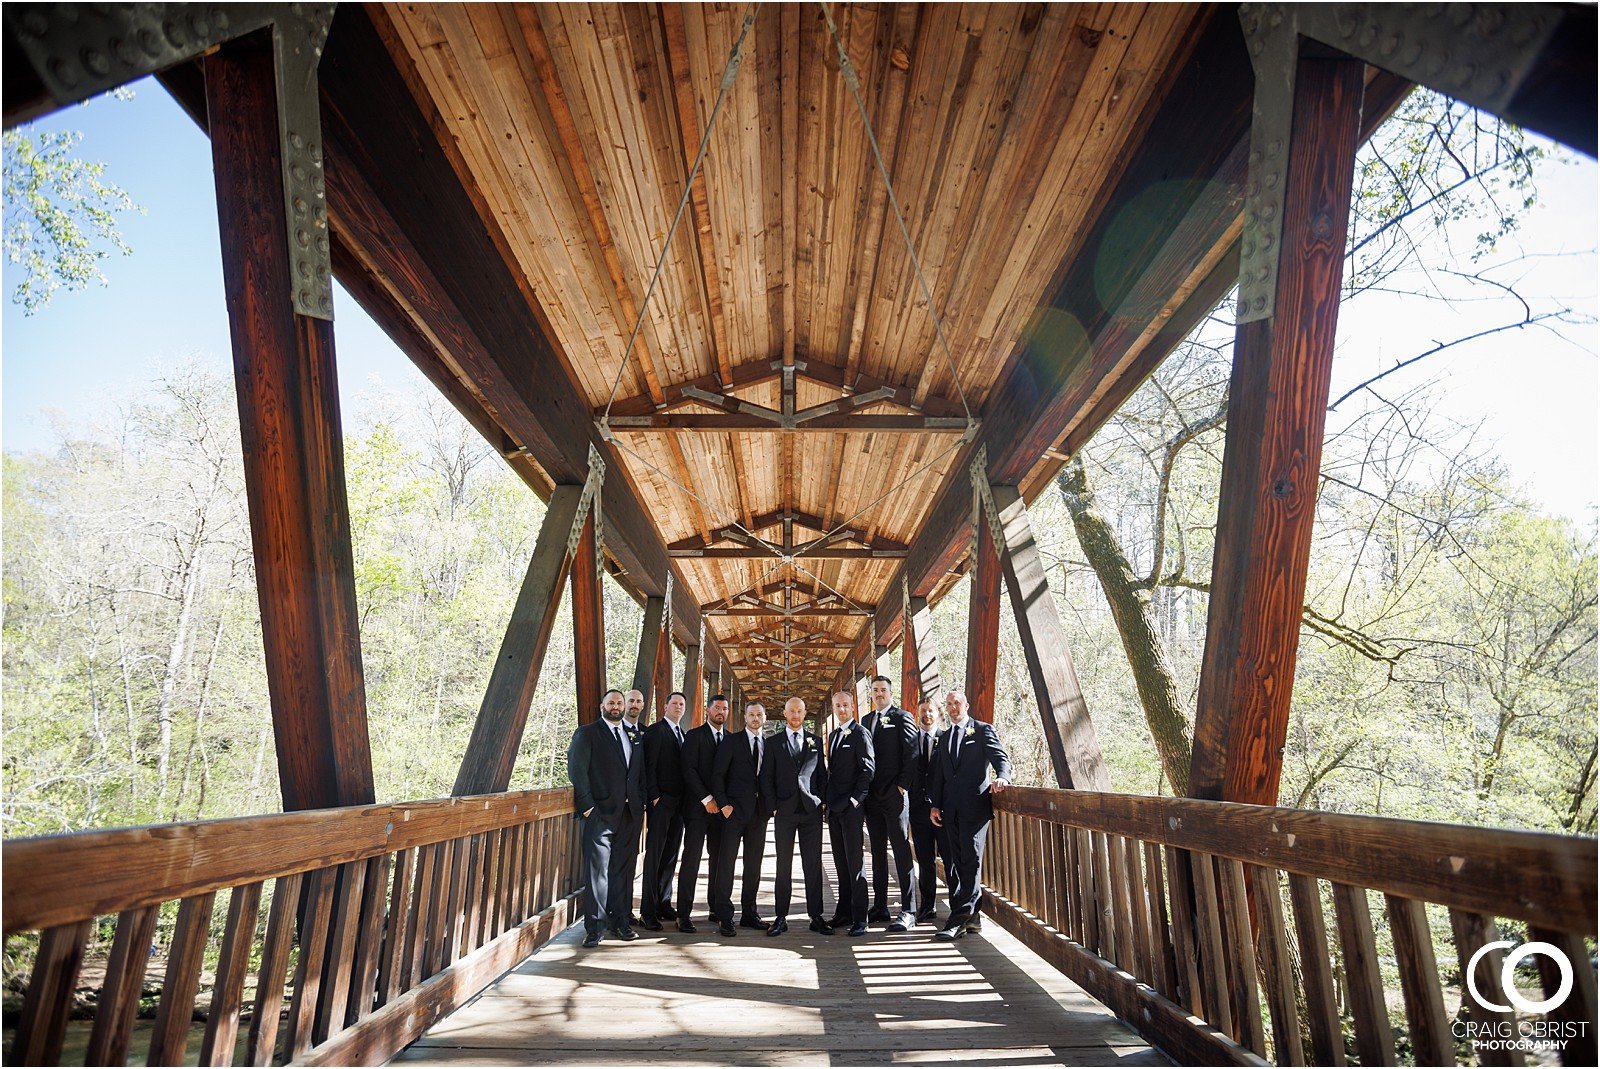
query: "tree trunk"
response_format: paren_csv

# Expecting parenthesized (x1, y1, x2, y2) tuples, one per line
(154, 539, 204, 806)
(1057, 458, 1193, 788)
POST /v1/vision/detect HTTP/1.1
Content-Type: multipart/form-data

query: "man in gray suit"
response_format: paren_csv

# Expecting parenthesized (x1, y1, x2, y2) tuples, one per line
(568, 688, 646, 948)
(930, 689, 1012, 941)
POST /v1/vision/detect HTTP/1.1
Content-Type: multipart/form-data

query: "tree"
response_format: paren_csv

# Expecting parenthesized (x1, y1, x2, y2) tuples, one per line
(3, 120, 141, 314)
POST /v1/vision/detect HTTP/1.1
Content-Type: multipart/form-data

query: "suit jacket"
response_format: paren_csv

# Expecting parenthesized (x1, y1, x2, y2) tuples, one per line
(568, 718, 645, 819)
(824, 721, 875, 811)
(680, 723, 727, 816)
(862, 705, 917, 798)
(643, 718, 687, 807)
(761, 729, 827, 814)
(910, 728, 940, 809)
(712, 729, 767, 824)
(929, 719, 1013, 823)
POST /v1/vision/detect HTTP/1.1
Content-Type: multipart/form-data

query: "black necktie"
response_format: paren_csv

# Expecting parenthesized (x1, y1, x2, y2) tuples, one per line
(613, 725, 627, 760)
(924, 732, 933, 763)
(950, 725, 962, 761)
(750, 733, 760, 769)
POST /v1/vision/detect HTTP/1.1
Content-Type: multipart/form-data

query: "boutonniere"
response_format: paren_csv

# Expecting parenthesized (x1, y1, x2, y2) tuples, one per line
(964, 725, 976, 738)
(806, 738, 816, 750)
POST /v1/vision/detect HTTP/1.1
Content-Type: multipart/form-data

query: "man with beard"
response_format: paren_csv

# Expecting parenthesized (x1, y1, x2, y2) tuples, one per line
(909, 697, 949, 924)
(862, 675, 918, 931)
(711, 701, 770, 936)
(675, 693, 732, 933)
(825, 690, 875, 936)
(639, 690, 689, 930)
(623, 688, 648, 742)
(567, 688, 645, 947)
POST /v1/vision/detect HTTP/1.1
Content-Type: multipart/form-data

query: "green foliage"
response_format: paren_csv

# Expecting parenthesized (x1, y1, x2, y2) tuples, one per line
(2, 125, 142, 314)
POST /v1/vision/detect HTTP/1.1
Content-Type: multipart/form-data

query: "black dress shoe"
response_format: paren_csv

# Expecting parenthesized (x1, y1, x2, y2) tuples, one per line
(739, 915, 767, 930)
(887, 911, 916, 933)
(766, 919, 789, 937)
(582, 931, 602, 948)
(638, 917, 664, 932)
(809, 919, 835, 936)
(934, 923, 965, 941)
(828, 914, 850, 928)
(847, 922, 869, 937)
(659, 906, 679, 921)
(915, 908, 938, 925)
(609, 925, 639, 941)
(966, 918, 984, 934)
(677, 920, 698, 934)
(867, 908, 892, 923)
(717, 920, 737, 937)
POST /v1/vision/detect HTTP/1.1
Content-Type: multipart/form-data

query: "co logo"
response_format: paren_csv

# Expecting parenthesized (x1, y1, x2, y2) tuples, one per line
(1467, 941, 1572, 1014)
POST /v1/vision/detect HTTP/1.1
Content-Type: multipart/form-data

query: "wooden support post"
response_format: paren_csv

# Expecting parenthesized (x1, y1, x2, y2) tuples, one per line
(654, 635, 673, 721)
(964, 507, 1002, 724)
(1188, 55, 1366, 805)
(571, 509, 605, 726)
(454, 487, 585, 795)
(205, 40, 373, 810)
(989, 486, 1111, 790)
(682, 644, 702, 726)
(631, 596, 667, 710)
(901, 595, 941, 711)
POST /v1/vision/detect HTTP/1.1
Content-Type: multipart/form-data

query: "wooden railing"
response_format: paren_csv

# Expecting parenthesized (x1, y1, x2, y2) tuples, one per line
(987, 788, 1598, 1067)
(3, 788, 579, 1066)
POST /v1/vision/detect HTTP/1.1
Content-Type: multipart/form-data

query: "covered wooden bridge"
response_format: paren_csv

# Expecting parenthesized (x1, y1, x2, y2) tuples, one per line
(3, 2, 1596, 1065)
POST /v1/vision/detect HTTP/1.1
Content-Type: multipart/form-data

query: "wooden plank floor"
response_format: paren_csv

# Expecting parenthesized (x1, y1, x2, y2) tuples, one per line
(395, 826, 1167, 1067)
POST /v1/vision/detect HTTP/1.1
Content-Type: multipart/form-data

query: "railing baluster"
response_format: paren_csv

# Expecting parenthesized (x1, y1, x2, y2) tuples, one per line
(1530, 925, 1599, 1067)
(1108, 835, 1136, 969)
(1287, 873, 1344, 1066)
(443, 836, 470, 965)
(1077, 829, 1098, 953)
(1449, 910, 1523, 1068)
(423, 839, 452, 976)
(1164, 846, 1201, 1014)
(462, 833, 486, 950)
(1333, 882, 1396, 1066)
(348, 854, 390, 1026)
(1249, 865, 1303, 1066)
(1218, 858, 1265, 1056)
(13, 919, 92, 1065)
(1385, 894, 1451, 1067)
(1123, 838, 1151, 983)
(287, 868, 337, 1058)
(1092, 830, 1115, 961)
(149, 890, 217, 1066)
(317, 860, 368, 1043)
(503, 823, 524, 929)
(405, 843, 436, 987)
(85, 905, 159, 1066)
(200, 881, 263, 1066)
(1190, 852, 1232, 1034)
(1052, 822, 1070, 934)
(248, 872, 302, 1067)
(1144, 842, 1176, 999)
(378, 848, 414, 1008)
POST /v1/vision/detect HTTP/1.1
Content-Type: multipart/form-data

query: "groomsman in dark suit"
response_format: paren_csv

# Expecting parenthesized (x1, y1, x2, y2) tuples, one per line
(930, 689, 1012, 941)
(567, 688, 646, 948)
(863, 675, 919, 930)
(761, 697, 831, 936)
(824, 691, 875, 936)
(909, 696, 950, 925)
(711, 701, 770, 936)
(676, 693, 732, 933)
(623, 689, 648, 742)
(638, 690, 689, 930)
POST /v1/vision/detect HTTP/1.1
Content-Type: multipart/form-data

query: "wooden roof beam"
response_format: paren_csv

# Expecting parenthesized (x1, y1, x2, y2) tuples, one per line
(606, 413, 971, 433)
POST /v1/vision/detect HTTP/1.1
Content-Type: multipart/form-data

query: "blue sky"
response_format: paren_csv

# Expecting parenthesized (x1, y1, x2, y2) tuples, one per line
(3, 79, 1596, 522)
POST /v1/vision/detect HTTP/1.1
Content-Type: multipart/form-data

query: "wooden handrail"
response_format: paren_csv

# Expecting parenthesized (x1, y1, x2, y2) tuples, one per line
(3, 789, 580, 1066)
(3, 787, 575, 934)
(995, 788, 1597, 933)
(986, 787, 1599, 1067)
